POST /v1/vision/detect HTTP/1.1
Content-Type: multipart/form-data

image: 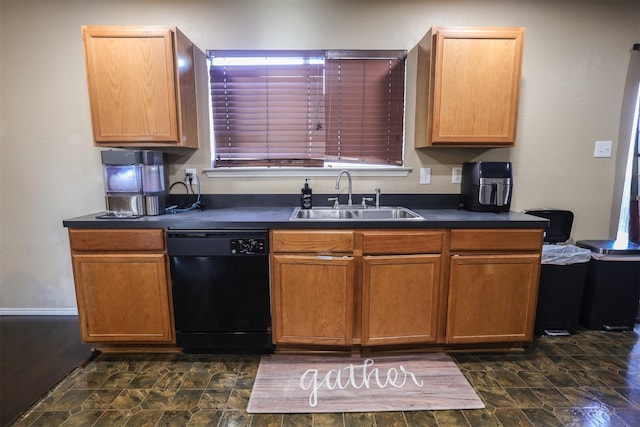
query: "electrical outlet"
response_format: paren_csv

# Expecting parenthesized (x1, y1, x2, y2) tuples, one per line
(419, 168, 431, 184)
(185, 168, 197, 179)
(451, 167, 462, 184)
(594, 140, 612, 158)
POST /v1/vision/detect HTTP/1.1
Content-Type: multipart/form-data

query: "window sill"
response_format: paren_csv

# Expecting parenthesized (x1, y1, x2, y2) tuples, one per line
(203, 166, 412, 178)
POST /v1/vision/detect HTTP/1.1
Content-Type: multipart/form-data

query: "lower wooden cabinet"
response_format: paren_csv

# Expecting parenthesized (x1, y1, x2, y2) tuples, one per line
(271, 228, 543, 351)
(446, 254, 541, 344)
(446, 229, 543, 345)
(270, 229, 446, 348)
(271, 254, 355, 346)
(361, 254, 442, 346)
(69, 229, 175, 344)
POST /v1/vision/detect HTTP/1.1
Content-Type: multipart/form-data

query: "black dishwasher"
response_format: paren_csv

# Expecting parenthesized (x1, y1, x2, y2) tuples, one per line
(167, 229, 273, 353)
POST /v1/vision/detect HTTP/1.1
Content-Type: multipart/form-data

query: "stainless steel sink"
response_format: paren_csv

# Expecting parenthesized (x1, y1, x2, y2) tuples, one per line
(289, 206, 424, 221)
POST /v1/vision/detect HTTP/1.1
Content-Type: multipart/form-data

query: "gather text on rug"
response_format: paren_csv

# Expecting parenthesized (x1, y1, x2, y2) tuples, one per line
(299, 358, 424, 407)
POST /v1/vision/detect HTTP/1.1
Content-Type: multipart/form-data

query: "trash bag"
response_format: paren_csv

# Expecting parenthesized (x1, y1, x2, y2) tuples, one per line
(542, 245, 592, 265)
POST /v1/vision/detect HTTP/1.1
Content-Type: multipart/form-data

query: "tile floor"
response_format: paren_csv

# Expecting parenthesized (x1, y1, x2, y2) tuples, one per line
(11, 326, 640, 427)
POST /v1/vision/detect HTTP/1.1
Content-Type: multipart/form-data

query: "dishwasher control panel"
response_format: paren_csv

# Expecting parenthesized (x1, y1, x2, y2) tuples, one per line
(230, 238, 266, 255)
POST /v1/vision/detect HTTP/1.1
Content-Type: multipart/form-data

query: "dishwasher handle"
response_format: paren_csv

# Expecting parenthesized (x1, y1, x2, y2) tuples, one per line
(167, 229, 268, 239)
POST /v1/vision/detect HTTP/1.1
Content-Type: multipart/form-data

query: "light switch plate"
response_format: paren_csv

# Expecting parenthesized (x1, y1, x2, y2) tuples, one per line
(452, 167, 462, 184)
(594, 140, 612, 158)
(420, 168, 431, 184)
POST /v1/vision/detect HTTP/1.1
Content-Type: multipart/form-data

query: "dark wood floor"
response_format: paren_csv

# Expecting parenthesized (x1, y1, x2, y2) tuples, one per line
(10, 326, 640, 427)
(0, 316, 94, 427)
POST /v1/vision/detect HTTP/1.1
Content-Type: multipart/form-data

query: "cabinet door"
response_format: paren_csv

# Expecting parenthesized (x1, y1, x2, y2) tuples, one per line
(446, 254, 540, 344)
(417, 27, 524, 147)
(362, 255, 442, 346)
(82, 26, 179, 144)
(271, 254, 355, 346)
(72, 253, 174, 343)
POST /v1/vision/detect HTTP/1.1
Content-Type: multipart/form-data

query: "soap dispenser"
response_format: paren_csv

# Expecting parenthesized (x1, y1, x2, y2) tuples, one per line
(301, 179, 312, 209)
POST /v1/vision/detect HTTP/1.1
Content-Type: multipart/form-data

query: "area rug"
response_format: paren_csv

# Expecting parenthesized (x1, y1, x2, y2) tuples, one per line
(247, 353, 485, 413)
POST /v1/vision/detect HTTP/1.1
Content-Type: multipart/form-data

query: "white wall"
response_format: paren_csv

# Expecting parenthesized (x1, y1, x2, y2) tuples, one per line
(1, 0, 638, 311)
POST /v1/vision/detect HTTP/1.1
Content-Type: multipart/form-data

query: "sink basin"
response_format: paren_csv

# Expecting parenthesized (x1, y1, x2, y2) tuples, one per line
(290, 206, 424, 221)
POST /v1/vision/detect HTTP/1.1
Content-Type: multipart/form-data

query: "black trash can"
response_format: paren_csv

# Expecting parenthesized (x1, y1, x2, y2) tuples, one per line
(524, 209, 591, 336)
(576, 240, 640, 331)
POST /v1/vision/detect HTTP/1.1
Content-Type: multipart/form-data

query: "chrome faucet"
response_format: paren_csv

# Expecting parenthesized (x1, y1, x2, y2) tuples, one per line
(335, 170, 353, 206)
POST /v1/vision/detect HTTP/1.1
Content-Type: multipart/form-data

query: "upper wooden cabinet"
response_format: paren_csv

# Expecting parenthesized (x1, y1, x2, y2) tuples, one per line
(415, 26, 525, 148)
(82, 26, 198, 148)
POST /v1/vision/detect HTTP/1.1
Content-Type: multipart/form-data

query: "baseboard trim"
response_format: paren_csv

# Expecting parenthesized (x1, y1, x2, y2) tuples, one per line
(0, 308, 78, 316)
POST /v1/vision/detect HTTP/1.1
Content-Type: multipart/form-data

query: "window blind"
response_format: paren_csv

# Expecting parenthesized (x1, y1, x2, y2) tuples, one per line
(210, 55, 325, 167)
(325, 55, 405, 165)
(208, 50, 406, 168)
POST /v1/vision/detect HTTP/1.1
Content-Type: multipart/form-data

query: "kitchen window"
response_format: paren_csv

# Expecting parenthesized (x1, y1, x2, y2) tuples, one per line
(206, 50, 406, 170)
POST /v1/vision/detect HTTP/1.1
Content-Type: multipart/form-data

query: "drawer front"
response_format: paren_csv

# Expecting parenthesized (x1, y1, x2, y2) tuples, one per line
(69, 229, 165, 252)
(361, 230, 444, 254)
(450, 229, 543, 251)
(271, 230, 355, 253)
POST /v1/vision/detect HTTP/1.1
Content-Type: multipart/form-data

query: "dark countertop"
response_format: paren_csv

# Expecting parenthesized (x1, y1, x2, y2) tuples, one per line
(63, 206, 548, 230)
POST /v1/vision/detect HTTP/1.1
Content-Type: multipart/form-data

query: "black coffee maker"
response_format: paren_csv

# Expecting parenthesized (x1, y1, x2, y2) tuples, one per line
(460, 162, 513, 212)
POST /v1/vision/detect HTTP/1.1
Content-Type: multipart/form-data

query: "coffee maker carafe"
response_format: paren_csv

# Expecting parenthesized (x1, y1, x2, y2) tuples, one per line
(100, 150, 168, 217)
(460, 162, 513, 212)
